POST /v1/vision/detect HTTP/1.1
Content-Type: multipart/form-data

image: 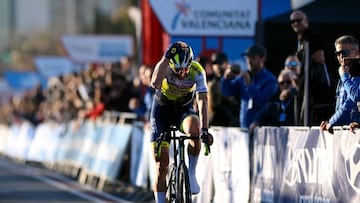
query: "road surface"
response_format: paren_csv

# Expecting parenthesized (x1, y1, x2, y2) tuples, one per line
(0, 157, 154, 203)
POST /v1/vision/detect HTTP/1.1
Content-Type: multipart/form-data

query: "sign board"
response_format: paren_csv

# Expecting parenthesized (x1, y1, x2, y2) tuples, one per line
(149, 0, 258, 36)
(3, 71, 40, 91)
(61, 35, 133, 63)
(34, 56, 83, 77)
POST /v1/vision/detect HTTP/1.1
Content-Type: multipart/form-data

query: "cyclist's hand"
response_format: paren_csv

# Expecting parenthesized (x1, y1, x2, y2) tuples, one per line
(165, 42, 179, 59)
(200, 128, 213, 146)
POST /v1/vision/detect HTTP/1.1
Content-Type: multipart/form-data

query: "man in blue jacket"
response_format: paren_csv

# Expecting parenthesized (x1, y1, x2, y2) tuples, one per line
(221, 44, 278, 129)
(320, 35, 360, 132)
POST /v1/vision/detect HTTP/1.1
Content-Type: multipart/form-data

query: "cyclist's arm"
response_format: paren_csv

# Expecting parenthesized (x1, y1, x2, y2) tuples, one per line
(196, 92, 209, 129)
(151, 56, 170, 89)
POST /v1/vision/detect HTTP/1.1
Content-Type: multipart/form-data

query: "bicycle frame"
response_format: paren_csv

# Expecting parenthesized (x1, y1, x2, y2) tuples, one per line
(167, 125, 194, 203)
(156, 125, 209, 203)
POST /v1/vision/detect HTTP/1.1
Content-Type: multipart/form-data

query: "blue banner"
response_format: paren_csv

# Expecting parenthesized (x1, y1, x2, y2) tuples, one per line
(251, 126, 289, 202)
(4, 71, 40, 91)
(279, 127, 336, 203)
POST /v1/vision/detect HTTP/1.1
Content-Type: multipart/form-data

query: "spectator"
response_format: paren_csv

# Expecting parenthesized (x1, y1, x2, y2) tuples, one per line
(320, 35, 360, 132)
(129, 64, 154, 122)
(208, 51, 240, 125)
(142, 66, 155, 122)
(338, 37, 360, 103)
(84, 82, 105, 120)
(207, 80, 235, 127)
(211, 51, 229, 80)
(249, 69, 298, 134)
(290, 10, 335, 126)
(197, 56, 215, 81)
(284, 54, 301, 76)
(221, 44, 278, 129)
(119, 56, 137, 84)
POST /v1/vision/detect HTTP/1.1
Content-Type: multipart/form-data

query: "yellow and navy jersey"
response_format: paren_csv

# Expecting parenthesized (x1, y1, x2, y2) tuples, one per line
(157, 60, 208, 105)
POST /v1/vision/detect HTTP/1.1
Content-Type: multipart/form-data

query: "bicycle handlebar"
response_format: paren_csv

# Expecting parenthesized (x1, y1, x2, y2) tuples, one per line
(155, 132, 211, 157)
(204, 143, 210, 156)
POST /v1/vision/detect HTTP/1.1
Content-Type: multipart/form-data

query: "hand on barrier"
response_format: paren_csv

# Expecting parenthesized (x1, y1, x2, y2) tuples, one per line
(349, 122, 360, 134)
(200, 128, 213, 156)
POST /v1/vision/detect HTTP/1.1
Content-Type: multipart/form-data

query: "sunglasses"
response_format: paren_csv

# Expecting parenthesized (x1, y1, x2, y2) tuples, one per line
(285, 61, 298, 67)
(279, 80, 292, 85)
(173, 66, 190, 74)
(290, 18, 303, 24)
(335, 49, 350, 57)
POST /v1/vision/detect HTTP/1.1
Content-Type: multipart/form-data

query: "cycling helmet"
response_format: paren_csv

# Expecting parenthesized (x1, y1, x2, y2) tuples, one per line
(168, 41, 194, 70)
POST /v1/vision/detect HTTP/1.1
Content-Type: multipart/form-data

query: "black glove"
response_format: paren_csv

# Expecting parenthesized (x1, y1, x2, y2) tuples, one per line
(200, 128, 213, 146)
(165, 42, 180, 59)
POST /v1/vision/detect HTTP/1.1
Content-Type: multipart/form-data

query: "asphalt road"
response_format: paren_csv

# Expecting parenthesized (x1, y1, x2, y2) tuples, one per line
(0, 157, 152, 203)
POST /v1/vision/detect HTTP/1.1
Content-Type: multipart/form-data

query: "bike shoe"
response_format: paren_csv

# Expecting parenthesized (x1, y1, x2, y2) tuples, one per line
(190, 175, 200, 194)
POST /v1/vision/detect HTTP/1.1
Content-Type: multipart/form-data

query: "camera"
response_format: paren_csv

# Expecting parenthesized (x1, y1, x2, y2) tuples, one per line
(229, 63, 241, 74)
(344, 57, 360, 77)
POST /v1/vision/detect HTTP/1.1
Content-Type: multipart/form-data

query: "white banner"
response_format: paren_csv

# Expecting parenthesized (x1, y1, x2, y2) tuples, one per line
(5, 122, 35, 160)
(211, 127, 250, 203)
(149, 0, 257, 36)
(27, 122, 64, 164)
(61, 35, 134, 63)
(34, 56, 83, 77)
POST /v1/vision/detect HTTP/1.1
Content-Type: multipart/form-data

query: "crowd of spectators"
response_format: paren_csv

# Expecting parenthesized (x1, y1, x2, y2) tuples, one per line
(0, 10, 352, 132)
(0, 56, 154, 127)
(0, 45, 309, 130)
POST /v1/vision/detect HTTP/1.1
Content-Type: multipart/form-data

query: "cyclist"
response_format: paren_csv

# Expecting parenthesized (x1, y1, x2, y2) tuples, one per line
(150, 41, 213, 203)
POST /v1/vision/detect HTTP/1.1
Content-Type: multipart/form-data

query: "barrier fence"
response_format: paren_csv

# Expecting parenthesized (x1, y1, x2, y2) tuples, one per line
(1, 119, 360, 202)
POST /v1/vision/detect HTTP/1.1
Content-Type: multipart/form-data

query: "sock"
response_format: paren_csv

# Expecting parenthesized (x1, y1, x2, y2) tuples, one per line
(188, 154, 198, 176)
(154, 192, 166, 203)
(188, 154, 200, 194)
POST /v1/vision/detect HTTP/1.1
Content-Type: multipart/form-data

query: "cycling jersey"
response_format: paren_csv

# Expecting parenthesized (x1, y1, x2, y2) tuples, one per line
(155, 60, 208, 106)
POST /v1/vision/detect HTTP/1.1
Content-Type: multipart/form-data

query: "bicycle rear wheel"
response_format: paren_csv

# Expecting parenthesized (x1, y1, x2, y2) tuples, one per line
(176, 163, 192, 203)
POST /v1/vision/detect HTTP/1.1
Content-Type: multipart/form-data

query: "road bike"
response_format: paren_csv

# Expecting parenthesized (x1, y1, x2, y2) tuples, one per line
(156, 125, 210, 203)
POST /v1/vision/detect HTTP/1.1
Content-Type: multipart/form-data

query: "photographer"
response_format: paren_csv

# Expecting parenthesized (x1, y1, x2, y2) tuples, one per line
(320, 35, 360, 132)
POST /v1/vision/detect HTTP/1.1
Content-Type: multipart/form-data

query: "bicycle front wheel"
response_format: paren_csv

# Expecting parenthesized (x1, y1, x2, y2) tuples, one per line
(176, 163, 192, 203)
(167, 164, 177, 203)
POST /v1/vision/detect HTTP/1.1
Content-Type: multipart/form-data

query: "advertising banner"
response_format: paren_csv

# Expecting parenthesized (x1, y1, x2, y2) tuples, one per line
(279, 127, 336, 203)
(27, 122, 63, 164)
(211, 127, 250, 203)
(3, 71, 40, 91)
(34, 56, 83, 77)
(149, 0, 257, 36)
(251, 126, 289, 203)
(61, 35, 133, 63)
(90, 123, 132, 180)
(333, 127, 360, 202)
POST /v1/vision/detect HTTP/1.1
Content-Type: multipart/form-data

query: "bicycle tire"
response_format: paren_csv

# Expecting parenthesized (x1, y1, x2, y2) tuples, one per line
(176, 162, 192, 203)
(167, 164, 177, 203)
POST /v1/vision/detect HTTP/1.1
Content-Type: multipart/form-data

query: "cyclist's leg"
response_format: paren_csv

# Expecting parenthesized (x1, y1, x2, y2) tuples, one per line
(150, 100, 171, 203)
(180, 113, 201, 194)
(152, 142, 170, 203)
(180, 114, 201, 155)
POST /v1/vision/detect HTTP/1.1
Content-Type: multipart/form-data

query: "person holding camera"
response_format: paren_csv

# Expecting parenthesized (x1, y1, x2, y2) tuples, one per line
(221, 44, 278, 129)
(320, 35, 360, 132)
